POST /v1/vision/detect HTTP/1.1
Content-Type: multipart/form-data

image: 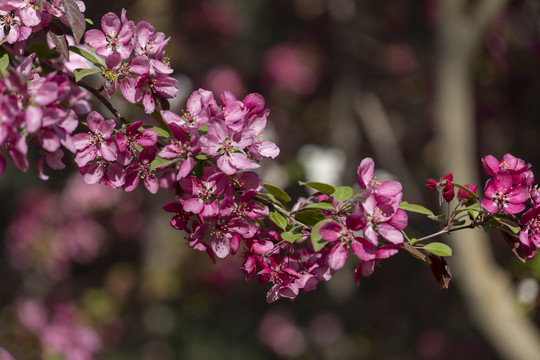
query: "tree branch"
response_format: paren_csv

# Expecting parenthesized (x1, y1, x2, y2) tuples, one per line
(38, 59, 127, 124)
(436, 1, 540, 359)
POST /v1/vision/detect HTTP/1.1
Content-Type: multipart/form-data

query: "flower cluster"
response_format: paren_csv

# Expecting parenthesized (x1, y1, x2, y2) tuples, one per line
(0, 0, 86, 55)
(0, 53, 90, 179)
(318, 158, 407, 283)
(6, 173, 144, 281)
(73, 110, 160, 192)
(16, 299, 101, 360)
(481, 154, 533, 215)
(424, 153, 540, 261)
(233, 157, 406, 303)
(161, 89, 279, 260)
(479, 154, 538, 259)
(4, 1, 540, 309)
(85, 9, 178, 113)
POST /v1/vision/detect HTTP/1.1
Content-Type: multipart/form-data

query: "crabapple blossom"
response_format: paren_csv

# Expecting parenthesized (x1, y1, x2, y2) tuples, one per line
(122, 145, 159, 193)
(200, 119, 258, 175)
(519, 206, 540, 250)
(357, 157, 402, 207)
(3, 0, 540, 311)
(481, 172, 529, 214)
(73, 111, 117, 167)
(84, 11, 134, 60)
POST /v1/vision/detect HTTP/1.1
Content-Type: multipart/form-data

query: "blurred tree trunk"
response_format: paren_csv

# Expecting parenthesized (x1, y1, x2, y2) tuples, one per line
(130, 0, 173, 33)
(435, 1, 540, 359)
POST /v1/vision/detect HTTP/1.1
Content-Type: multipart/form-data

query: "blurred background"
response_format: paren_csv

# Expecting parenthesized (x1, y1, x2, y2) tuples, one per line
(2, 0, 540, 359)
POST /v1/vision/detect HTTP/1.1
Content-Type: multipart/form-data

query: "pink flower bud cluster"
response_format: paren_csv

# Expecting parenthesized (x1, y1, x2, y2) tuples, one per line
(0, 53, 91, 179)
(84, 9, 178, 114)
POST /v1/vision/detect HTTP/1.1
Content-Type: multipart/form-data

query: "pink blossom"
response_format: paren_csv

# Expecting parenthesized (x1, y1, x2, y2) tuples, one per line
(357, 157, 402, 208)
(482, 153, 534, 187)
(73, 111, 117, 167)
(122, 73, 178, 114)
(122, 145, 159, 193)
(132, 20, 171, 74)
(178, 167, 226, 219)
(200, 119, 257, 175)
(519, 206, 540, 250)
(209, 215, 250, 258)
(0, 10, 32, 45)
(115, 120, 156, 165)
(482, 153, 529, 176)
(157, 123, 197, 179)
(258, 259, 301, 303)
(481, 172, 529, 214)
(84, 11, 134, 60)
(362, 195, 408, 245)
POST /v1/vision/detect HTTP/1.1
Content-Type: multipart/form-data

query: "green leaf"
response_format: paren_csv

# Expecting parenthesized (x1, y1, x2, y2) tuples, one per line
(26, 44, 60, 59)
(482, 223, 500, 232)
(194, 154, 210, 161)
(495, 217, 521, 234)
(467, 209, 480, 220)
(258, 193, 286, 209)
(85, 18, 94, 25)
(305, 202, 335, 210)
(0, 51, 9, 73)
(453, 183, 479, 199)
(264, 183, 292, 203)
(68, 46, 102, 66)
(149, 126, 170, 138)
(453, 202, 481, 215)
(269, 210, 288, 230)
(294, 209, 325, 226)
(298, 181, 335, 195)
(150, 156, 179, 171)
(428, 214, 446, 222)
(399, 201, 435, 216)
(73, 68, 101, 82)
(423, 242, 452, 257)
(310, 218, 333, 252)
(332, 186, 354, 202)
(409, 237, 418, 246)
(281, 231, 303, 243)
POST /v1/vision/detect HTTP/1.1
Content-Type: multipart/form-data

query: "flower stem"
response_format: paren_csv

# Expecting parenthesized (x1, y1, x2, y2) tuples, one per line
(413, 223, 476, 243)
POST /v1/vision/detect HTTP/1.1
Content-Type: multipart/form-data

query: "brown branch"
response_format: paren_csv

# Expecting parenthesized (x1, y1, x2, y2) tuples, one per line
(354, 91, 424, 204)
(38, 59, 127, 124)
(472, 0, 510, 35)
(436, 1, 540, 359)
